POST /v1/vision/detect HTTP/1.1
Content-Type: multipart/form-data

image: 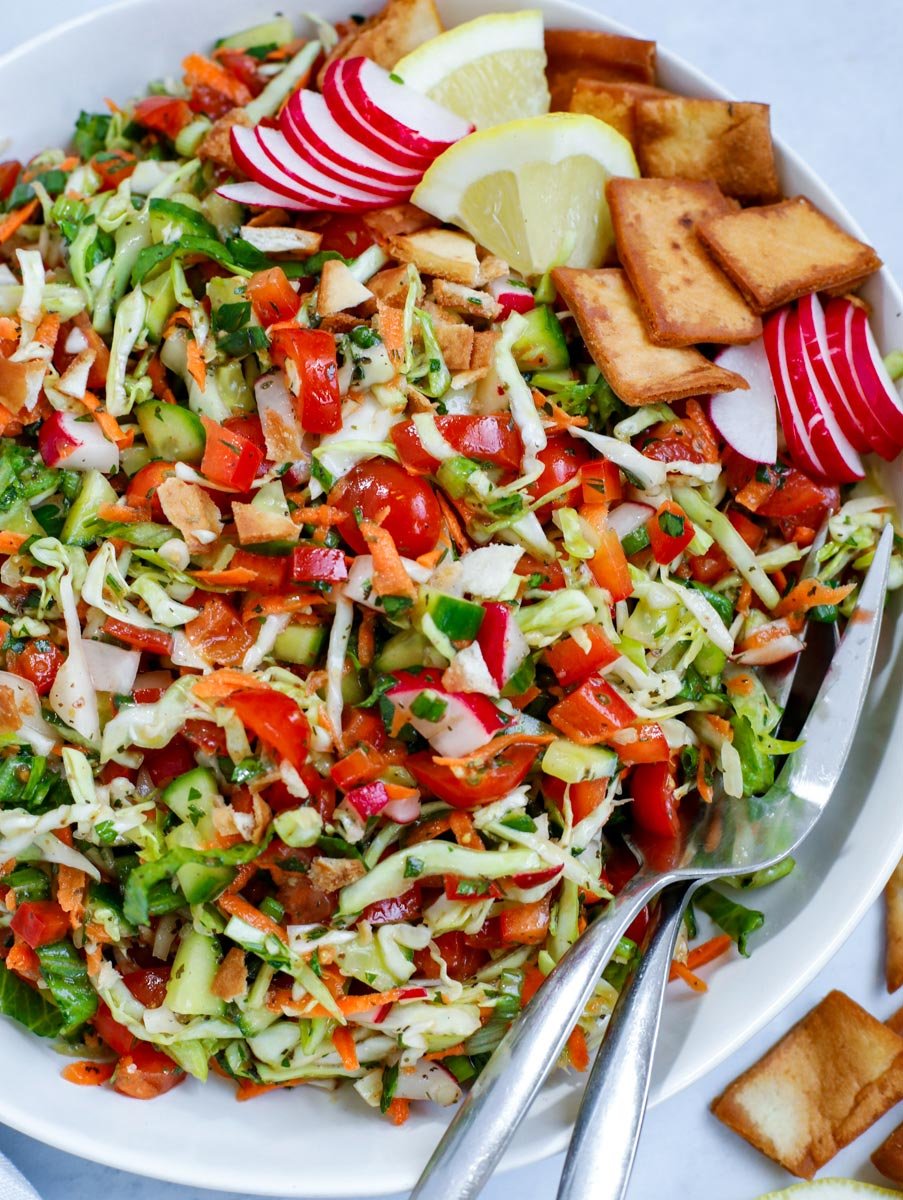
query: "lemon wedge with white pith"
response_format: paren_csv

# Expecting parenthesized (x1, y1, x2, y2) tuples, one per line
(394, 10, 549, 130)
(754, 1182, 902, 1198)
(411, 113, 639, 277)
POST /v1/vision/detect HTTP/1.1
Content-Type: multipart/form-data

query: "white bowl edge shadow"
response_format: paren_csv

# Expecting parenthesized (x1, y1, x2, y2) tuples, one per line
(1, 0, 903, 1194)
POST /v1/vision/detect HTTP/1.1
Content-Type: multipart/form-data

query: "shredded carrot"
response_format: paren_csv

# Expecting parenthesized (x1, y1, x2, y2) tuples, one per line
(0, 317, 19, 341)
(331, 1025, 360, 1072)
(415, 546, 445, 570)
(236, 1078, 301, 1101)
(62, 1061, 115, 1087)
(286, 503, 347, 527)
(223, 861, 258, 896)
(192, 670, 270, 700)
(163, 308, 193, 337)
(56, 865, 86, 929)
(217, 893, 288, 944)
(775, 578, 854, 617)
(358, 608, 375, 667)
(104, 96, 125, 115)
(686, 933, 733, 972)
(97, 502, 147, 524)
(725, 672, 755, 697)
(0, 199, 39, 245)
(147, 355, 176, 404)
(696, 744, 713, 805)
(240, 591, 329, 620)
(190, 567, 260, 588)
(84, 944, 103, 977)
(182, 53, 253, 106)
(0, 531, 27, 555)
(448, 811, 483, 851)
(706, 714, 733, 740)
(432, 733, 554, 769)
(33, 313, 61, 352)
(94, 410, 134, 449)
(738, 618, 796, 651)
(435, 491, 470, 555)
(186, 337, 207, 392)
(424, 1043, 467, 1061)
(337, 987, 422, 1016)
(772, 568, 788, 595)
(358, 521, 416, 599)
(383, 783, 419, 803)
(669, 960, 707, 993)
(567, 1026, 590, 1072)
(533, 388, 588, 430)
(386, 1097, 410, 1126)
(736, 581, 753, 614)
(6, 938, 40, 982)
(376, 301, 406, 366)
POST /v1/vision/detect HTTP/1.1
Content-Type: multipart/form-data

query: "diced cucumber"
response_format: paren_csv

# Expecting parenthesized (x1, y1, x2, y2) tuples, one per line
(135, 400, 206, 463)
(541, 739, 617, 784)
(165, 928, 225, 1016)
(501, 653, 535, 697)
(142, 272, 178, 343)
(375, 628, 446, 671)
(215, 361, 255, 414)
(148, 197, 218, 245)
(215, 16, 294, 51)
(512, 305, 570, 372)
(176, 862, 235, 905)
(206, 275, 248, 315)
(1, 500, 44, 537)
(531, 369, 578, 391)
(120, 444, 152, 477)
(421, 590, 485, 642)
(61, 470, 117, 546)
(174, 117, 211, 158)
(163, 767, 220, 828)
(342, 668, 366, 705)
(236, 1006, 279, 1037)
(202, 193, 243, 241)
(273, 623, 326, 666)
(695, 642, 727, 677)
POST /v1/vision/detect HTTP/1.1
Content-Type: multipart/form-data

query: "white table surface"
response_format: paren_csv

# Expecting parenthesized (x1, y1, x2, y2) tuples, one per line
(2, 2, 902, 1197)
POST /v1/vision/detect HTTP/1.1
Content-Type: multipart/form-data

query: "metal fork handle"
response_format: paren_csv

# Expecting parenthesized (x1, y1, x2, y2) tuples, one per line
(410, 877, 663, 1200)
(556, 883, 697, 1200)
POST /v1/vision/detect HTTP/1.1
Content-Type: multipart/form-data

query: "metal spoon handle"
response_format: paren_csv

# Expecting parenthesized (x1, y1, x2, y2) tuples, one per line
(410, 878, 662, 1200)
(556, 883, 695, 1200)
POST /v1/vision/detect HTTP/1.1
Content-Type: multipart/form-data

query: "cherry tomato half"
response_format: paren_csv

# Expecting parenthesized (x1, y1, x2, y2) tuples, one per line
(329, 460, 441, 559)
(408, 744, 539, 809)
(113, 1042, 185, 1100)
(7, 639, 65, 696)
(631, 762, 680, 838)
(526, 434, 591, 521)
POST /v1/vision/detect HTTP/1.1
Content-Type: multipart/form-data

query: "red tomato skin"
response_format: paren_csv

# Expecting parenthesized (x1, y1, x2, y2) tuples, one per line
(124, 966, 172, 1008)
(631, 762, 680, 838)
(329, 460, 441, 559)
(363, 886, 422, 925)
(319, 215, 375, 260)
(390, 415, 523, 474)
(0, 160, 21, 201)
(7, 640, 65, 695)
(526, 434, 592, 520)
(141, 737, 196, 787)
(227, 688, 310, 771)
(89, 150, 137, 191)
(113, 1042, 185, 1099)
(132, 96, 193, 139)
(93, 1001, 136, 1056)
(10, 900, 70, 949)
(414, 931, 487, 981)
(407, 745, 539, 809)
(103, 617, 173, 657)
(246, 268, 300, 326)
(216, 49, 265, 96)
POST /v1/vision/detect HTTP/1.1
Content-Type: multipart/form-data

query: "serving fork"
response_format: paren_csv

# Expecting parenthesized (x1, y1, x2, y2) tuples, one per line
(411, 523, 893, 1200)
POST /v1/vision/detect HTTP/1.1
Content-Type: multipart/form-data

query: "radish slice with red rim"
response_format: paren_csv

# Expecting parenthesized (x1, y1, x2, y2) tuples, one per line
(846, 300, 903, 442)
(278, 105, 413, 199)
(783, 306, 864, 482)
(216, 179, 315, 212)
(38, 411, 119, 472)
(825, 297, 903, 451)
(763, 309, 826, 478)
(708, 340, 778, 464)
(256, 125, 404, 208)
(231, 125, 376, 212)
(322, 61, 435, 169)
(338, 57, 473, 158)
(286, 90, 423, 186)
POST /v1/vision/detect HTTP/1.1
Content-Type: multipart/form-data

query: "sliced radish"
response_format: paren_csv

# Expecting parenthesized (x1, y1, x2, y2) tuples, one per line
(393, 1060, 462, 1107)
(708, 341, 778, 464)
(256, 126, 404, 209)
(477, 602, 530, 689)
(344, 781, 390, 819)
(285, 91, 422, 187)
(278, 105, 412, 200)
(824, 297, 903, 456)
(338, 58, 473, 159)
(231, 126, 375, 213)
(841, 299, 903, 445)
(383, 793, 422, 824)
(388, 669, 509, 757)
(606, 501, 654, 541)
(487, 275, 535, 318)
(322, 61, 435, 170)
(783, 309, 864, 482)
(38, 411, 119, 472)
(763, 309, 825, 478)
(216, 179, 315, 212)
(510, 865, 563, 889)
(736, 620, 805, 666)
(797, 293, 877, 455)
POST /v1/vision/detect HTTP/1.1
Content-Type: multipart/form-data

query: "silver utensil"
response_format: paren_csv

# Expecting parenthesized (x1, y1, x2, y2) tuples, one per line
(411, 524, 893, 1200)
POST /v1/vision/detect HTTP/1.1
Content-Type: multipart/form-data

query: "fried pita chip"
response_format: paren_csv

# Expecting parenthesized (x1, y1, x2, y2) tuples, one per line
(430, 279, 502, 322)
(470, 330, 499, 376)
(316, 260, 374, 316)
(887, 1005, 903, 1038)
(698, 195, 883, 313)
(873, 1122, 903, 1185)
(433, 321, 474, 372)
(363, 203, 437, 244)
(317, 0, 442, 81)
(545, 29, 656, 111)
(607, 177, 762, 346)
(886, 857, 903, 993)
(389, 229, 481, 286)
(635, 97, 781, 204)
(712, 990, 903, 1179)
(551, 267, 748, 406)
(568, 78, 670, 146)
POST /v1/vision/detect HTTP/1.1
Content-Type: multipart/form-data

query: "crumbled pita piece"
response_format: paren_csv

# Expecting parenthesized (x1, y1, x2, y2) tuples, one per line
(470, 331, 499, 376)
(712, 990, 903, 1179)
(318, 312, 365, 334)
(607, 177, 761, 346)
(157, 477, 223, 554)
(232, 502, 298, 546)
(0, 357, 44, 415)
(198, 108, 252, 173)
(476, 254, 510, 285)
(545, 29, 656, 111)
(316, 259, 374, 316)
(389, 229, 481, 287)
(697, 195, 883, 313)
(433, 321, 475, 372)
(368, 265, 416, 307)
(212, 947, 248, 1003)
(430, 279, 502, 322)
(569, 78, 669, 145)
(363, 203, 437, 244)
(309, 857, 367, 893)
(887, 857, 903, 993)
(635, 97, 781, 204)
(551, 268, 748, 406)
(873, 1122, 903, 1185)
(318, 0, 442, 78)
(240, 226, 322, 256)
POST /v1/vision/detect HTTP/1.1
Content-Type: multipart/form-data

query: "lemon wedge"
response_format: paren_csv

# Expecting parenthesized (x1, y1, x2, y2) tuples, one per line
(394, 10, 549, 130)
(755, 1182, 902, 1198)
(411, 113, 639, 277)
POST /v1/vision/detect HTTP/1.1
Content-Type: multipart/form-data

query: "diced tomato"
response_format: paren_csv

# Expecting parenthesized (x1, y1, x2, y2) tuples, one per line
(390, 415, 523, 475)
(514, 554, 565, 592)
(188, 84, 234, 119)
(270, 328, 341, 434)
(625, 906, 650, 945)
(329, 460, 441, 559)
(548, 675, 636, 744)
(223, 414, 267, 461)
(7, 639, 65, 696)
(646, 501, 695, 565)
(141, 736, 196, 787)
(200, 416, 265, 491)
(126, 461, 176, 519)
(637, 415, 715, 465)
(0, 160, 21, 202)
(124, 965, 171, 1009)
(498, 898, 551, 945)
(581, 505, 632, 601)
(90, 149, 137, 191)
(581, 459, 622, 505)
(542, 774, 609, 824)
(10, 900, 69, 949)
(754, 466, 840, 521)
(228, 549, 290, 594)
(215, 49, 265, 96)
(342, 707, 387, 751)
(363, 885, 421, 925)
(103, 617, 173, 657)
(290, 546, 348, 584)
(526, 434, 591, 520)
(544, 625, 618, 687)
(631, 761, 680, 838)
(247, 267, 301, 326)
(184, 596, 253, 667)
(689, 509, 763, 582)
(407, 744, 540, 809)
(319, 214, 375, 260)
(611, 722, 670, 765)
(132, 96, 194, 140)
(113, 1042, 185, 1099)
(413, 931, 487, 981)
(183, 719, 229, 755)
(330, 746, 387, 791)
(93, 1001, 136, 1056)
(227, 687, 309, 771)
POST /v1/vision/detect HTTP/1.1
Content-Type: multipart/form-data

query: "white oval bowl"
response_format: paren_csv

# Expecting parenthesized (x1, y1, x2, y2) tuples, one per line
(2, 1, 902, 1194)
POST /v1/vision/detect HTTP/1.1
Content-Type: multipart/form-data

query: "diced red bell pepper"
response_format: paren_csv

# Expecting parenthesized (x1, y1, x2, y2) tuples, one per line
(413, 931, 488, 982)
(631, 761, 680, 838)
(390, 414, 524, 475)
(227, 687, 310, 771)
(10, 900, 70, 949)
(113, 1042, 185, 1099)
(229, 549, 291, 594)
(610, 722, 670, 765)
(548, 675, 636, 744)
(362, 885, 421, 925)
(90, 149, 137, 191)
(0, 160, 21, 202)
(498, 898, 551, 945)
(330, 746, 387, 790)
(103, 617, 173, 656)
(93, 1001, 136, 1056)
(270, 328, 342, 434)
(290, 546, 348, 584)
(124, 965, 172, 1009)
(542, 774, 609, 824)
(132, 96, 194, 140)
(247, 267, 301, 326)
(581, 459, 622, 505)
(544, 625, 619, 687)
(646, 501, 695, 565)
(201, 416, 265, 491)
(581, 505, 632, 601)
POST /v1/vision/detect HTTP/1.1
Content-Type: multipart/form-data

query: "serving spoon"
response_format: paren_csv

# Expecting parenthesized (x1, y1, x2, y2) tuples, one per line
(411, 523, 893, 1200)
